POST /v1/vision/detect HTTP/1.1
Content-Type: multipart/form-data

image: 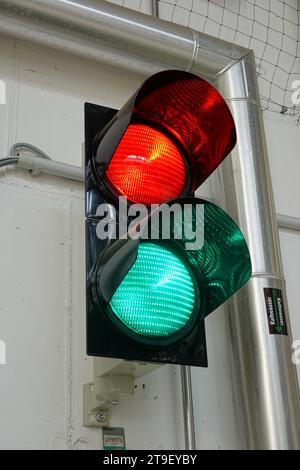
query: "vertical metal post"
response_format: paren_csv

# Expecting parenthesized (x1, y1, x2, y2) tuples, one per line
(151, 0, 159, 18)
(214, 52, 300, 449)
(180, 366, 196, 450)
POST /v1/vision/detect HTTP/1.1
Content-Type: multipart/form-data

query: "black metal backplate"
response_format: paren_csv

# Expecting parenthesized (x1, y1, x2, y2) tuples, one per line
(85, 102, 208, 367)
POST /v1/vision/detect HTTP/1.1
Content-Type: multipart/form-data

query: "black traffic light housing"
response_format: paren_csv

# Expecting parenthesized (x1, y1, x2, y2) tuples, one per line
(85, 71, 251, 367)
(85, 102, 208, 366)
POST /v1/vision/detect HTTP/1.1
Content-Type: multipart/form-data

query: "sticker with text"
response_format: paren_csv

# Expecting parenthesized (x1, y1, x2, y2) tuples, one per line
(264, 288, 287, 336)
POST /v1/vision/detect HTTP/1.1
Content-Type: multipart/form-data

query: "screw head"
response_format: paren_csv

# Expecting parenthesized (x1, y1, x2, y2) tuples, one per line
(95, 411, 106, 422)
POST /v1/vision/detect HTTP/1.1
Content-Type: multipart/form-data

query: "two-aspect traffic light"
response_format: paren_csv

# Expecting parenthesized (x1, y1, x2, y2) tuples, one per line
(85, 70, 251, 367)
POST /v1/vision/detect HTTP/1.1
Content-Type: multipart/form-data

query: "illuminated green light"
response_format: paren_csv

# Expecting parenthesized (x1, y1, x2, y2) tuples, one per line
(169, 201, 252, 316)
(109, 243, 195, 338)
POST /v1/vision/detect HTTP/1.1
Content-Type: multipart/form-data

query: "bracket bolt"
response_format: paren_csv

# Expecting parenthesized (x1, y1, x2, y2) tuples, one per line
(95, 411, 106, 422)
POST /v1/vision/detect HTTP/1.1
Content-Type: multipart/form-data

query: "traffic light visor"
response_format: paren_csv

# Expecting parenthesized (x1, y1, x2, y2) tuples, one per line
(93, 71, 236, 200)
(93, 198, 251, 344)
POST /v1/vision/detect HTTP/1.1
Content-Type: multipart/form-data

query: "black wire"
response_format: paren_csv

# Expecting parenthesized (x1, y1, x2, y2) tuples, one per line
(0, 157, 19, 168)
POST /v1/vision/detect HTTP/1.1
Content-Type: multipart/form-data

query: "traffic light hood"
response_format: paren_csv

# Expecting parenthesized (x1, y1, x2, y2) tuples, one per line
(93, 70, 236, 200)
(93, 198, 251, 328)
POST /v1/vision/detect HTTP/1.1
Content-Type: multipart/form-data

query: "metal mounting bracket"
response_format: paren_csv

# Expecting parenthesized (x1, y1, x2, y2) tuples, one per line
(83, 358, 162, 427)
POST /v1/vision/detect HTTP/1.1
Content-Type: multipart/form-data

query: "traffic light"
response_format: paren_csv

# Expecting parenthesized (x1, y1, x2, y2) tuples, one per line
(85, 70, 251, 367)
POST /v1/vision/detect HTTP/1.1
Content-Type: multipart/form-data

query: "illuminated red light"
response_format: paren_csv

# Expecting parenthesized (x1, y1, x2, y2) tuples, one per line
(134, 74, 236, 191)
(105, 123, 186, 205)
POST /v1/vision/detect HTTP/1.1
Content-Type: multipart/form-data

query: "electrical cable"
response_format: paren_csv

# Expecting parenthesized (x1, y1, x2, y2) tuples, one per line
(9, 142, 51, 160)
(0, 142, 51, 169)
(0, 157, 19, 168)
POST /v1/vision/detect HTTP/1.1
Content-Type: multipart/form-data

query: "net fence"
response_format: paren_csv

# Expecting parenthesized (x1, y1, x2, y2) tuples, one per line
(108, 0, 300, 122)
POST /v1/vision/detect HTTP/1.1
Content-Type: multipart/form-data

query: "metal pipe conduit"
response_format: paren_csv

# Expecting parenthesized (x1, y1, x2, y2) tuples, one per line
(277, 214, 300, 232)
(0, 0, 299, 450)
(7, 155, 300, 232)
(215, 52, 300, 449)
(0, 0, 248, 77)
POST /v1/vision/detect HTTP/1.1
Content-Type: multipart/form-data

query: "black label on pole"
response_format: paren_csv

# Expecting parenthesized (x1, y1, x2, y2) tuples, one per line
(264, 288, 288, 336)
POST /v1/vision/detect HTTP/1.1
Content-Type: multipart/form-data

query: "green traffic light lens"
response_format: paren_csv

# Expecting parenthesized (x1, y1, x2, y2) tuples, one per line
(168, 199, 252, 316)
(108, 243, 196, 340)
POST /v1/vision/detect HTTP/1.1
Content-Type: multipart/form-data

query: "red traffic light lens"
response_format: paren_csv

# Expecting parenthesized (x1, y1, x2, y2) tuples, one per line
(135, 72, 236, 191)
(105, 123, 186, 205)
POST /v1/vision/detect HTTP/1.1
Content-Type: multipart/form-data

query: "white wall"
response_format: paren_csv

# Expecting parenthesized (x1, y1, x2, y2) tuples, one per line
(0, 1, 300, 450)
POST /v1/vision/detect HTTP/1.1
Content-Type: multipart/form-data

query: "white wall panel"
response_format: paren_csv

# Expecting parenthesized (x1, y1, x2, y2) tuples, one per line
(264, 112, 300, 218)
(0, 175, 74, 449)
(279, 231, 300, 384)
(192, 308, 244, 450)
(0, 35, 144, 166)
(0, 35, 178, 449)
